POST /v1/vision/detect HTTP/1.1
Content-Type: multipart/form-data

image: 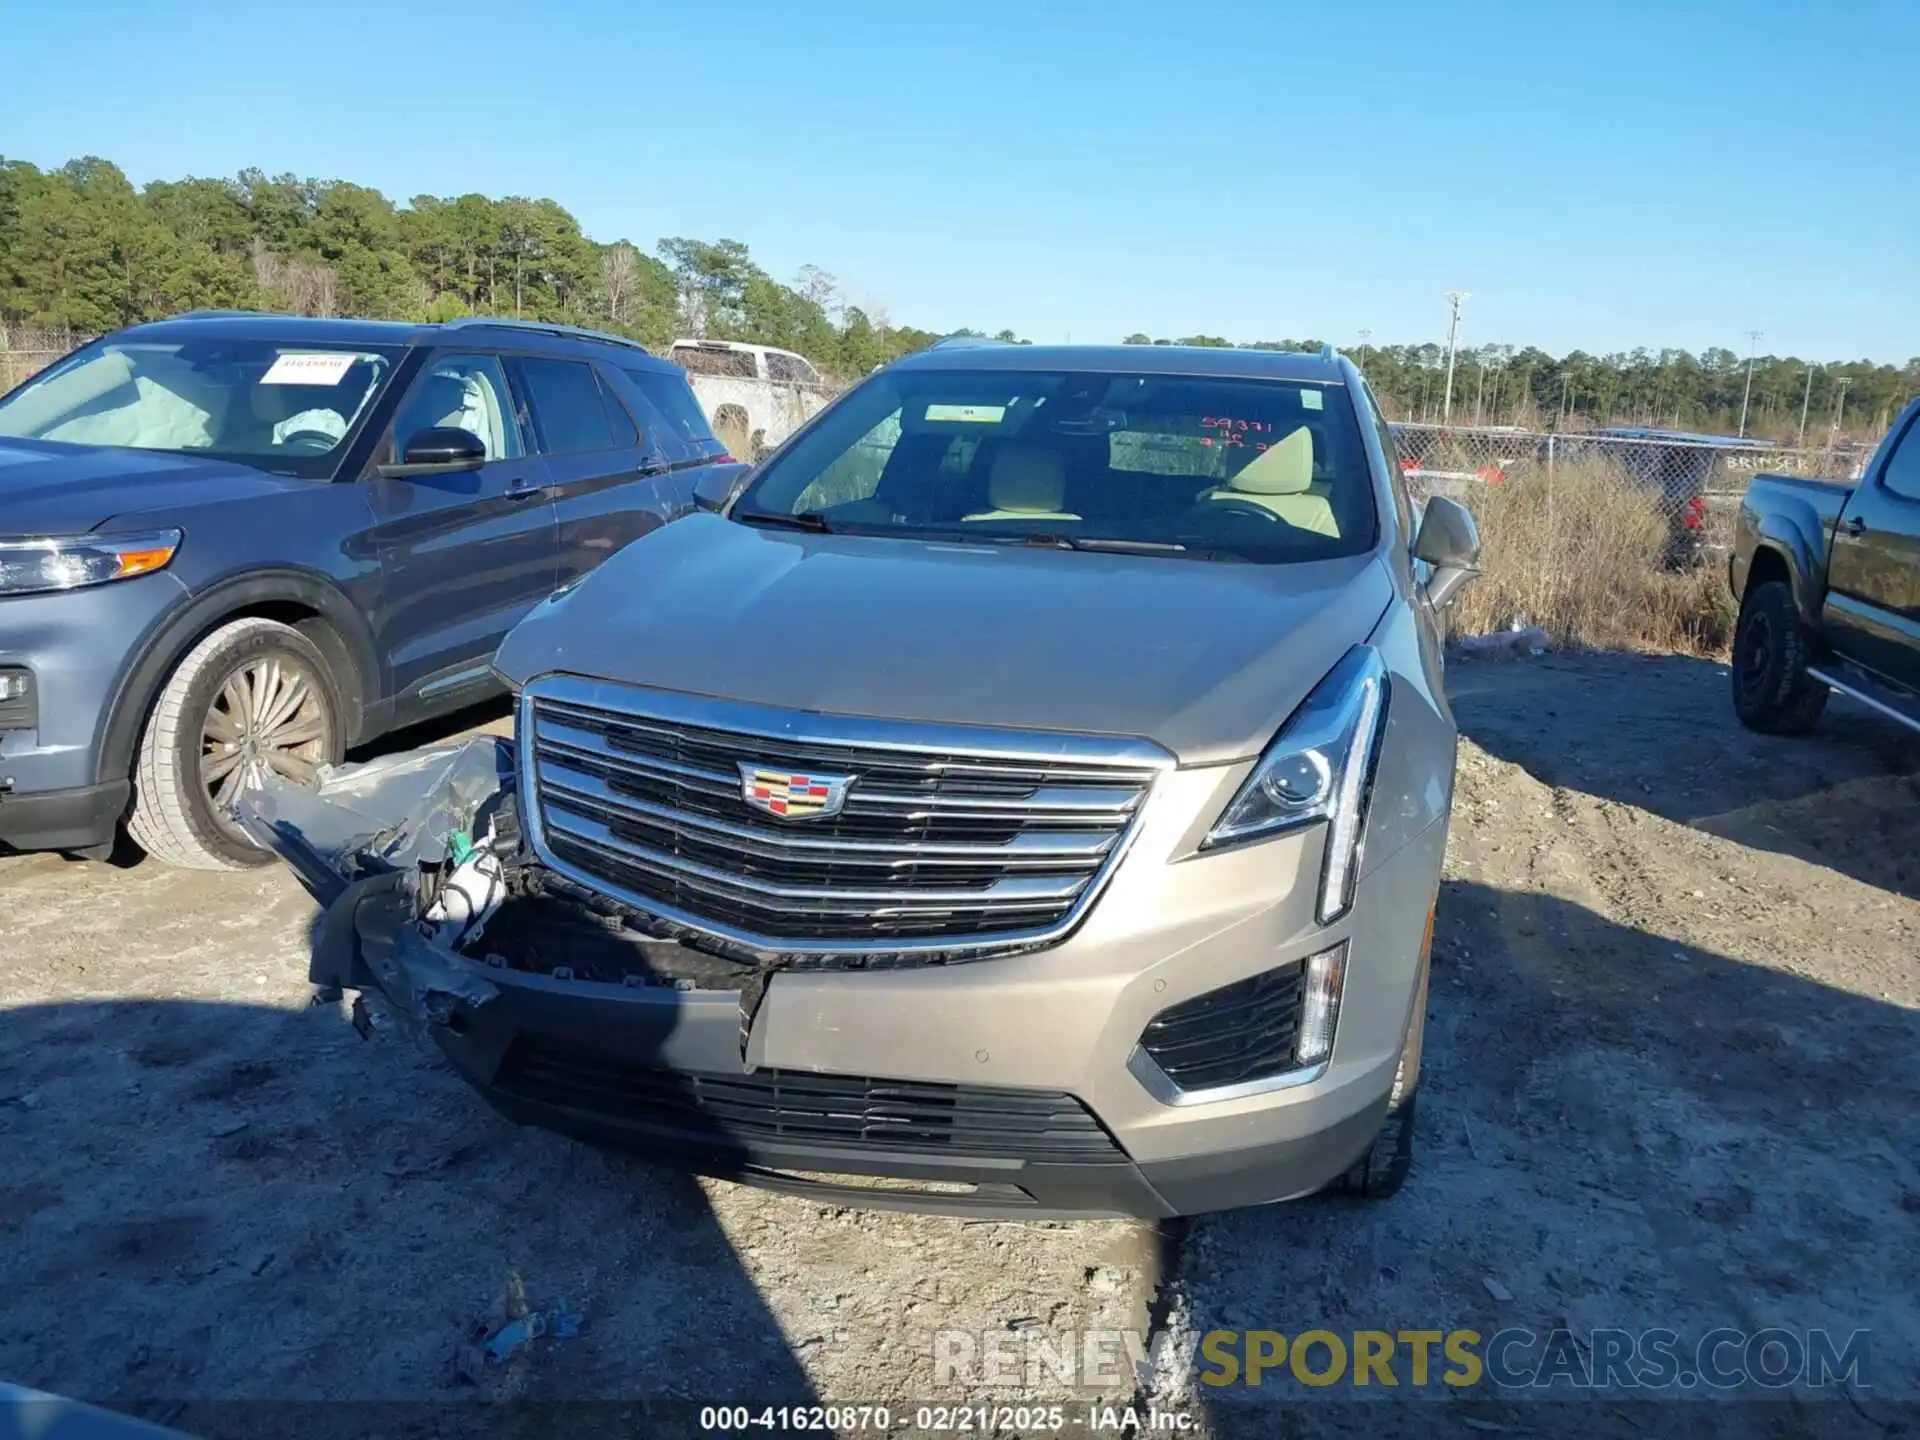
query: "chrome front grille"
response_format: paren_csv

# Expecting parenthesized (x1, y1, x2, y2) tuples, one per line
(519, 676, 1168, 956)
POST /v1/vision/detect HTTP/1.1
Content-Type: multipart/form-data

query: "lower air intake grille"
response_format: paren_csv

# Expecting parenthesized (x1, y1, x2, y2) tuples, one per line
(1138, 960, 1307, 1092)
(496, 1037, 1125, 1165)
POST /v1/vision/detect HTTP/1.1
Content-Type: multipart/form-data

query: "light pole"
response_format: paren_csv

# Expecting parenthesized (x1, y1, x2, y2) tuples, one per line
(1797, 362, 1816, 449)
(1829, 377, 1852, 446)
(1738, 330, 1762, 437)
(1441, 291, 1468, 426)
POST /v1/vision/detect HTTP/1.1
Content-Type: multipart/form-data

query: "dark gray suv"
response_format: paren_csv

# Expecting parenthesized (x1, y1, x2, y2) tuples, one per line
(0, 311, 741, 868)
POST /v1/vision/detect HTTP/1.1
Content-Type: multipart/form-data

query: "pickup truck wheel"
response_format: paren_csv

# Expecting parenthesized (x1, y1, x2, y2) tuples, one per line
(1731, 580, 1828, 735)
(127, 617, 345, 870)
(1334, 954, 1427, 1200)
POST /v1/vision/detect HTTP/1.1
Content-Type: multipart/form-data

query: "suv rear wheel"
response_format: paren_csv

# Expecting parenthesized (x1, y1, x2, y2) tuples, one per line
(1731, 579, 1828, 734)
(127, 617, 344, 869)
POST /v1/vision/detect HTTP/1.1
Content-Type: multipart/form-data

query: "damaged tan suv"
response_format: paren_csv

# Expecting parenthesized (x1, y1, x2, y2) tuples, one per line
(247, 342, 1481, 1219)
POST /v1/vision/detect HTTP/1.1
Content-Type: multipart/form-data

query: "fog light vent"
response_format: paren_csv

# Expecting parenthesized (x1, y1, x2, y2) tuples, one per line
(1135, 943, 1346, 1099)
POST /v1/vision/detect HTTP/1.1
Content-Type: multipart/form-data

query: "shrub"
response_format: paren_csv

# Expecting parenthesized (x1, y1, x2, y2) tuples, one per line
(1445, 458, 1732, 656)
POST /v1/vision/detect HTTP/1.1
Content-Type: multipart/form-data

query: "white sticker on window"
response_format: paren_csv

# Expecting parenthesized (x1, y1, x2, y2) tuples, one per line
(923, 403, 1006, 423)
(261, 353, 358, 386)
(1301, 389, 1324, 410)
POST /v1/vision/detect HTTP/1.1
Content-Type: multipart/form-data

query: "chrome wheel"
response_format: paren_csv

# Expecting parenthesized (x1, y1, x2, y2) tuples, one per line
(200, 654, 333, 815)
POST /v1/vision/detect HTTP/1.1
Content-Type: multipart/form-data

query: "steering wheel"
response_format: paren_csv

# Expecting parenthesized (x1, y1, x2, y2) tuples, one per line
(1203, 496, 1289, 525)
(277, 428, 340, 454)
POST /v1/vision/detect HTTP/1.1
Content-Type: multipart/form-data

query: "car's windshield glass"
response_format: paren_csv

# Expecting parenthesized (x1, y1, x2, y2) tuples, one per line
(0, 338, 401, 477)
(733, 368, 1377, 562)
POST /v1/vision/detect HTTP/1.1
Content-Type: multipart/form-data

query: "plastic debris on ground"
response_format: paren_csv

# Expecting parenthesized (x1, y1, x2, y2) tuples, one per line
(1454, 625, 1548, 657)
(482, 1308, 584, 1366)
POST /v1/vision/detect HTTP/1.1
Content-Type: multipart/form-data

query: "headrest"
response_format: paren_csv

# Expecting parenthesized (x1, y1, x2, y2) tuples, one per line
(1225, 426, 1315, 495)
(414, 373, 472, 423)
(988, 447, 1067, 513)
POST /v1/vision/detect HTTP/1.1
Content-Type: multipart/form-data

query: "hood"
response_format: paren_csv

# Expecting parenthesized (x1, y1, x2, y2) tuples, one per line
(494, 514, 1395, 764)
(0, 438, 312, 537)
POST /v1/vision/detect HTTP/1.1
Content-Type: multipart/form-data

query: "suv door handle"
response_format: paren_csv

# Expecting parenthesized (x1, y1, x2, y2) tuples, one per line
(1844, 515, 1867, 536)
(506, 480, 548, 502)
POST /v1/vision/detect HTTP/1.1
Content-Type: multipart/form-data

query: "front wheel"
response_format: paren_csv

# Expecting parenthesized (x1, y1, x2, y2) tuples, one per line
(1334, 955, 1427, 1200)
(127, 617, 345, 869)
(1730, 579, 1827, 735)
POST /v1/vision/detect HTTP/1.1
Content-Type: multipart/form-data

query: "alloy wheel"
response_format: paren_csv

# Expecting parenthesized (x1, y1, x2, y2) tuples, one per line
(199, 654, 334, 820)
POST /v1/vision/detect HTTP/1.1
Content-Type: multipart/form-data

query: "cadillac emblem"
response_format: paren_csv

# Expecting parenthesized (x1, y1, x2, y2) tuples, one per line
(738, 763, 853, 820)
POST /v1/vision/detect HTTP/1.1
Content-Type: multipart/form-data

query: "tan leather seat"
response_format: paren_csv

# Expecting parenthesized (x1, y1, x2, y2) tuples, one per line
(1202, 426, 1338, 536)
(963, 446, 1080, 522)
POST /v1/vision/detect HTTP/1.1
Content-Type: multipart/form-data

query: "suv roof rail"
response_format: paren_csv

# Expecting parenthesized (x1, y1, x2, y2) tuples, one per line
(441, 316, 650, 353)
(169, 308, 270, 320)
(931, 334, 1012, 349)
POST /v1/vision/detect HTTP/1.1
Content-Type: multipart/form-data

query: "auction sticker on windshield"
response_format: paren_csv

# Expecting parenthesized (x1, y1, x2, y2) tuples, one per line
(261, 352, 358, 385)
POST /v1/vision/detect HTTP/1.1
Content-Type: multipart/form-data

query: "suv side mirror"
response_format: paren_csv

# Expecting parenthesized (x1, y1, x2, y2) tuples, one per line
(693, 463, 749, 513)
(1412, 495, 1482, 611)
(378, 426, 487, 478)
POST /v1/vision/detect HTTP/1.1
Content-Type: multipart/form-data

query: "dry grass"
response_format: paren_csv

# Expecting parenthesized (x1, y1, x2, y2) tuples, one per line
(1449, 458, 1735, 656)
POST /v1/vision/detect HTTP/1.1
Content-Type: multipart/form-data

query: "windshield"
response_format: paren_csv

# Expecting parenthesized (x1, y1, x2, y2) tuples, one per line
(0, 338, 401, 478)
(733, 368, 1377, 562)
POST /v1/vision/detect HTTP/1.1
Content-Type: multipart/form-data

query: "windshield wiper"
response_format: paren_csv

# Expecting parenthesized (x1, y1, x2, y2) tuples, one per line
(736, 509, 834, 534)
(1010, 533, 1189, 555)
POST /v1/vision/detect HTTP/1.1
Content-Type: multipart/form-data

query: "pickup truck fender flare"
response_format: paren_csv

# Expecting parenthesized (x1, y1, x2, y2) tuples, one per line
(1741, 500, 1831, 628)
(94, 568, 383, 788)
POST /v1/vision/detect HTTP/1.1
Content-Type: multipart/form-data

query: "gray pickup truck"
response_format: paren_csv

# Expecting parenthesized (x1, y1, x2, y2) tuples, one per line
(1729, 397, 1920, 734)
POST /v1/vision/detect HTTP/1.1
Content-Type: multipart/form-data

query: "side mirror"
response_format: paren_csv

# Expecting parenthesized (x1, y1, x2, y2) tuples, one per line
(693, 463, 750, 513)
(378, 426, 487, 478)
(1412, 495, 1482, 611)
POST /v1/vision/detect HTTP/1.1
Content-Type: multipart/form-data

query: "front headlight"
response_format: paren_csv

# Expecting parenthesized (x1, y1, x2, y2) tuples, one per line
(1204, 644, 1389, 924)
(0, 529, 182, 596)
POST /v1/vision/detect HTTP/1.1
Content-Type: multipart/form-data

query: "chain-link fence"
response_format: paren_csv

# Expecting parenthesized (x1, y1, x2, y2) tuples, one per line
(0, 324, 81, 393)
(1392, 422, 1875, 652)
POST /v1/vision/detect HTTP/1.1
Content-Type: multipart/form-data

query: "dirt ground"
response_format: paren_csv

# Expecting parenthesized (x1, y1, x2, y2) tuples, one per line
(2, 653, 1916, 1436)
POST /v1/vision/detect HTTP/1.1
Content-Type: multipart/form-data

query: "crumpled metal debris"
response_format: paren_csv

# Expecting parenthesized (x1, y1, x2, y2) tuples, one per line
(233, 738, 517, 1029)
(233, 737, 515, 906)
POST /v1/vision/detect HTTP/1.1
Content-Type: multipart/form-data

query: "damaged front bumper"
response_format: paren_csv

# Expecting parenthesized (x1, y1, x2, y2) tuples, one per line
(240, 738, 1413, 1220)
(236, 742, 1186, 1218)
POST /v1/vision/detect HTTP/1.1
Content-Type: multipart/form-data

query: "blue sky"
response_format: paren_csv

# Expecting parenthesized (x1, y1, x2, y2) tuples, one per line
(4, 0, 1916, 361)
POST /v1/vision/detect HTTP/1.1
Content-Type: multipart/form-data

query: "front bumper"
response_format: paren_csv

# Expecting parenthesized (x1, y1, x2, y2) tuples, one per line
(0, 570, 188, 850)
(0, 778, 130, 853)
(265, 740, 1445, 1219)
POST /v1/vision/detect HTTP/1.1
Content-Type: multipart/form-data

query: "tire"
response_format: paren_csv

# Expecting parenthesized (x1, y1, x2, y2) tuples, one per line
(127, 617, 345, 870)
(1335, 956, 1427, 1200)
(1731, 579, 1828, 735)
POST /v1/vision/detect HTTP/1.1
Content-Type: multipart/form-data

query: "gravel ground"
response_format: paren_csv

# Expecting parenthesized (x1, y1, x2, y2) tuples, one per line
(2, 653, 1916, 1437)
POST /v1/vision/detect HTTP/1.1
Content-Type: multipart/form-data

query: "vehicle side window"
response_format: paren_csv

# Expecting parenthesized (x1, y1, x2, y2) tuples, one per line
(593, 367, 641, 449)
(622, 367, 724, 462)
(389, 353, 524, 463)
(518, 358, 621, 455)
(766, 353, 801, 383)
(1359, 383, 1416, 541)
(1881, 419, 1920, 501)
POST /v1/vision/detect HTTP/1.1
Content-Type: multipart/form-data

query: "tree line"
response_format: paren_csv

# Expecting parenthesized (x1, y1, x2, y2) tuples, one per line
(0, 156, 955, 379)
(1126, 336, 1918, 445)
(2, 154, 1913, 441)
